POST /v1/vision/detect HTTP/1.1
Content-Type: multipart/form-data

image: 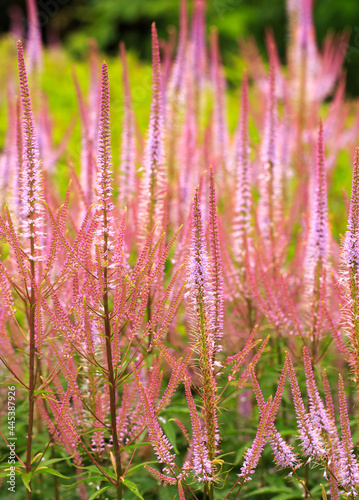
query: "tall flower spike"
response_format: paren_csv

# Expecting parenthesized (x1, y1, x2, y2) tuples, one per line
(191, 0, 206, 91)
(208, 166, 224, 347)
(306, 120, 328, 273)
(186, 187, 219, 468)
(25, 0, 42, 74)
(17, 40, 45, 259)
(138, 23, 167, 247)
(238, 398, 272, 482)
(259, 56, 281, 254)
(343, 147, 359, 271)
(96, 62, 115, 259)
(338, 374, 359, 497)
(302, 347, 333, 434)
(119, 43, 136, 208)
(133, 367, 176, 471)
(305, 120, 328, 334)
(233, 70, 251, 264)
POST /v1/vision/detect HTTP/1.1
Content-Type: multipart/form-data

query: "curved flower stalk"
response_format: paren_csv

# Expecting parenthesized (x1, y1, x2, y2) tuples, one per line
(119, 43, 136, 208)
(133, 367, 176, 471)
(138, 23, 167, 248)
(236, 397, 273, 487)
(305, 120, 328, 344)
(250, 363, 300, 471)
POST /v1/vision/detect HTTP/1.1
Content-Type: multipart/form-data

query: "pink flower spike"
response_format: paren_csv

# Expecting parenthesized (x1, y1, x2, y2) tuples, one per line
(17, 40, 45, 259)
(238, 398, 272, 482)
(302, 347, 333, 434)
(208, 166, 224, 347)
(96, 62, 115, 259)
(249, 366, 300, 470)
(133, 367, 176, 470)
(343, 148, 359, 271)
(119, 43, 136, 207)
(138, 23, 167, 246)
(306, 119, 328, 273)
(233, 70, 251, 264)
(258, 56, 282, 251)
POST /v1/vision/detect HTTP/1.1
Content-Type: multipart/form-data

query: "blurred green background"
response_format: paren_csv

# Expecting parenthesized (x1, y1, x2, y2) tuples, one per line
(1, 0, 359, 95)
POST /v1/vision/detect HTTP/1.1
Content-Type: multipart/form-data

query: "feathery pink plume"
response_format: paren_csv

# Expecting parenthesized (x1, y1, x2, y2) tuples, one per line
(259, 57, 282, 250)
(233, 70, 251, 264)
(17, 40, 45, 259)
(302, 347, 333, 434)
(138, 23, 167, 247)
(250, 364, 300, 470)
(133, 366, 175, 471)
(208, 166, 224, 347)
(306, 120, 328, 272)
(96, 62, 115, 259)
(238, 398, 272, 482)
(191, 0, 206, 90)
(119, 43, 136, 207)
(343, 148, 359, 271)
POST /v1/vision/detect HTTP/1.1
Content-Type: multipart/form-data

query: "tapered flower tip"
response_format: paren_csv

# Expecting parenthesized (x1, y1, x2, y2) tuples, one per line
(17, 39, 24, 59)
(101, 61, 108, 77)
(151, 22, 160, 62)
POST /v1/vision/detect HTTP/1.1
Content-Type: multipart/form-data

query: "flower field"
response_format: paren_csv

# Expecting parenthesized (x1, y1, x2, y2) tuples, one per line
(1, 0, 359, 499)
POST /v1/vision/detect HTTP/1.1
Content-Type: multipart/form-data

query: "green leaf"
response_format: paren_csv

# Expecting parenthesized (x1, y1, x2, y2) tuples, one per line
(125, 461, 158, 476)
(244, 487, 294, 498)
(162, 419, 179, 453)
(38, 456, 73, 467)
(63, 476, 105, 488)
(88, 485, 112, 500)
(122, 478, 144, 499)
(122, 442, 151, 452)
(33, 467, 69, 479)
(21, 471, 32, 492)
